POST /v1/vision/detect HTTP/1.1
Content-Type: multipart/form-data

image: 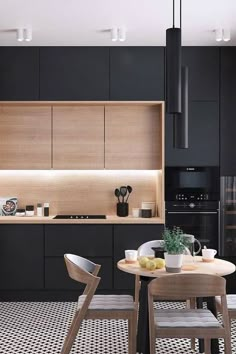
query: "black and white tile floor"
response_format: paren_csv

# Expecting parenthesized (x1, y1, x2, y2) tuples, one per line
(0, 301, 235, 354)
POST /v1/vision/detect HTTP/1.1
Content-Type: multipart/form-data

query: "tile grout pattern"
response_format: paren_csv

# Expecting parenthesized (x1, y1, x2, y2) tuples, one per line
(0, 301, 235, 354)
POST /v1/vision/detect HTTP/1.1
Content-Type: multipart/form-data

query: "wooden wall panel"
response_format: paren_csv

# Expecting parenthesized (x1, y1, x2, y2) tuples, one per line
(0, 105, 51, 169)
(53, 106, 104, 169)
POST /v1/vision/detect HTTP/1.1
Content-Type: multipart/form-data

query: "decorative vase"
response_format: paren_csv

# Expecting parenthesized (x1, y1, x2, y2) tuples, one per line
(164, 252, 183, 273)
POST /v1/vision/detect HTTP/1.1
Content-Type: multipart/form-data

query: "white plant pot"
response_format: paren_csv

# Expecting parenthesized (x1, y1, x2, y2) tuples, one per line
(164, 252, 183, 273)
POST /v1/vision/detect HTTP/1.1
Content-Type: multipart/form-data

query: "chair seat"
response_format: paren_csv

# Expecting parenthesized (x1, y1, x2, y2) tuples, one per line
(216, 295, 236, 310)
(154, 309, 222, 328)
(78, 294, 135, 310)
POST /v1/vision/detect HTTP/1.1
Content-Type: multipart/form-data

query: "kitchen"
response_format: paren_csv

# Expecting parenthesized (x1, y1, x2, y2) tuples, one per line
(0, 1, 236, 353)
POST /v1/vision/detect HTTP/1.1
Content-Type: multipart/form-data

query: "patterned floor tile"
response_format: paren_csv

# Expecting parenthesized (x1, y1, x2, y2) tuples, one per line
(0, 301, 234, 353)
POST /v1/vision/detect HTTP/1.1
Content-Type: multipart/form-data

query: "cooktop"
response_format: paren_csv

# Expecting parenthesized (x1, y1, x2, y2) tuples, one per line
(53, 215, 106, 219)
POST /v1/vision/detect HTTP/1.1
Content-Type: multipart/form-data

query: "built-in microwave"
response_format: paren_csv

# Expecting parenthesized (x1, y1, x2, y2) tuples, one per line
(165, 166, 220, 201)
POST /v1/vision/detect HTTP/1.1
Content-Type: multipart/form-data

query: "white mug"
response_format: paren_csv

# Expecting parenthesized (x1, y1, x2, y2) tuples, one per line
(202, 248, 217, 261)
(125, 250, 138, 263)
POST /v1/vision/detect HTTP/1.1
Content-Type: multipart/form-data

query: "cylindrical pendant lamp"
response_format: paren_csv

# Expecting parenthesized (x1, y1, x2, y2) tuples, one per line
(166, 27, 182, 114)
(174, 66, 188, 149)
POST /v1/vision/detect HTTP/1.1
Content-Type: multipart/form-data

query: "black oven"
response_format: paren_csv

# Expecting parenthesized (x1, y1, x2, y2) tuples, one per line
(165, 166, 220, 201)
(165, 167, 220, 251)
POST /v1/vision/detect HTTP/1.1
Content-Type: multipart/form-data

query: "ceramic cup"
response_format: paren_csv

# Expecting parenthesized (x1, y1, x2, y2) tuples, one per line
(125, 250, 138, 263)
(202, 248, 217, 262)
(132, 208, 140, 218)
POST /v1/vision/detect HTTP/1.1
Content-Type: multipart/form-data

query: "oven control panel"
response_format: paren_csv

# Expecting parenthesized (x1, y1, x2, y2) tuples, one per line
(175, 193, 209, 201)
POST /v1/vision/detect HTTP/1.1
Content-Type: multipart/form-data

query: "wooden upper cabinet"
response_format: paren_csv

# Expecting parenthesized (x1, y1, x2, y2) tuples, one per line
(0, 105, 51, 169)
(105, 105, 162, 169)
(53, 106, 105, 169)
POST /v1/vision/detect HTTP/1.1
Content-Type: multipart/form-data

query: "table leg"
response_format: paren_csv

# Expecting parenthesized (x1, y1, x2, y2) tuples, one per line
(136, 276, 151, 354)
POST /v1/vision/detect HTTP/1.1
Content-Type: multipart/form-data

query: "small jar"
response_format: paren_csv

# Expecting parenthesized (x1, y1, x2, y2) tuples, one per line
(26, 205, 34, 217)
(37, 203, 43, 217)
(44, 203, 50, 217)
(15, 208, 26, 217)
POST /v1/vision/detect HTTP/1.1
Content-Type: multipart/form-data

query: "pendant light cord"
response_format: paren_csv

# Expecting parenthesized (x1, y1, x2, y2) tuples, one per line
(173, 0, 175, 28)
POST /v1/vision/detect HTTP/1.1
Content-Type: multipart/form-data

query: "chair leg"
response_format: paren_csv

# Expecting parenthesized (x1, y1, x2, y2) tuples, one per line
(61, 311, 83, 354)
(128, 315, 137, 354)
(189, 298, 196, 350)
(224, 325, 232, 354)
(204, 338, 211, 354)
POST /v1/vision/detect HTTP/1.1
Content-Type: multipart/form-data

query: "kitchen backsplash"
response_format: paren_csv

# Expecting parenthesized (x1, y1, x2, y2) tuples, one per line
(0, 170, 163, 217)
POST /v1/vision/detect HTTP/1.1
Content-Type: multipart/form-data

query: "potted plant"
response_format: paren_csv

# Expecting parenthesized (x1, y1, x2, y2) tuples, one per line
(161, 226, 188, 273)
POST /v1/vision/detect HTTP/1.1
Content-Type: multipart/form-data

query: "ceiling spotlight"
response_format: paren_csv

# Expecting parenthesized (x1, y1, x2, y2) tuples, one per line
(17, 28, 24, 42)
(215, 28, 223, 42)
(118, 27, 126, 42)
(111, 27, 118, 42)
(223, 28, 230, 42)
(24, 27, 32, 42)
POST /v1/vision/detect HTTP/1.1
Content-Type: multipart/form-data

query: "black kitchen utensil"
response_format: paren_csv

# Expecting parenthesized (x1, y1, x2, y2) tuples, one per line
(125, 185, 133, 202)
(114, 188, 121, 203)
(120, 186, 128, 203)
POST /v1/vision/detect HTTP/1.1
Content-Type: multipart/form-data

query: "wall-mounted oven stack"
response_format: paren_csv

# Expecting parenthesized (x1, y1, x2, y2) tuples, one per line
(165, 167, 220, 251)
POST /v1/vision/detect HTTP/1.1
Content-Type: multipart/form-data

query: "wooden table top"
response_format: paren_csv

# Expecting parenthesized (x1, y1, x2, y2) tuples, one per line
(117, 256, 236, 277)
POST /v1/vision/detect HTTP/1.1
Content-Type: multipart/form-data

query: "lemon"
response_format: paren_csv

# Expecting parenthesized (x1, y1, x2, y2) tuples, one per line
(146, 260, 156, 271)
(138, 256, 149, 268)
(154, 258, 165, 269)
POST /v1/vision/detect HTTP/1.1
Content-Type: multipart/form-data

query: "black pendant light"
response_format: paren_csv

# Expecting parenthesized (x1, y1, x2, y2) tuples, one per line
(174, 66, 189, 149)
(166, 0, 182, 114)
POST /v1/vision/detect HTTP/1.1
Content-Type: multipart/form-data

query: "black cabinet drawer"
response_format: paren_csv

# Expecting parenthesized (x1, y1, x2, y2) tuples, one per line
(45, 225, 112, 257)
(39, 47, 109, 100)
(0, 47, 39, 100)
(0, 225, 44, 289)
(45, 257, 112, 290)
(114, 224, 164, 290)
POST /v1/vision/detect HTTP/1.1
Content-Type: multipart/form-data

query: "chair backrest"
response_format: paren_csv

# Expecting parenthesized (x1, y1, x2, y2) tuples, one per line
(137, 240, 163, 257)
(64, 254, 101, 288)
(148, 273, 226, 300)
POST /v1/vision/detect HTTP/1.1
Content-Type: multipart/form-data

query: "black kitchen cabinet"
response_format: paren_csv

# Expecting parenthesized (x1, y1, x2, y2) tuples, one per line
(114, 224, 164, 290)
(39, 47, 109, 100)
(165, 101, 219, 166)
(0, 225, 44, 290)
(182, 47, 219, 101)
(45, 225, 112, 256)
(220, 47, 236, 175)
(0, 47, 39, 100)
(110, 47, 165, 100)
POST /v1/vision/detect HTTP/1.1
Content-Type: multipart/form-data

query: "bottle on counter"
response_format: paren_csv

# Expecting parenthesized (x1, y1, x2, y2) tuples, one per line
(25, 205, 34, 217)
(37, 203, 43, 217)
(44, 203, 50, 217)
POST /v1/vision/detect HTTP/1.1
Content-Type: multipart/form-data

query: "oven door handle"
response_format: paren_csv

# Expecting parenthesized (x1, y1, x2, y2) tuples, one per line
(166, 211, 218, 214)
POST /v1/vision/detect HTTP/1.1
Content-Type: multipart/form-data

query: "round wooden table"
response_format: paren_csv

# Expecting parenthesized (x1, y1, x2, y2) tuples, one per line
(117, 256, 236, 354)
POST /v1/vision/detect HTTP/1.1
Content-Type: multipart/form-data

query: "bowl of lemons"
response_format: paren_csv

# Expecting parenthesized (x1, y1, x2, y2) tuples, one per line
(138, 256, 165, 270)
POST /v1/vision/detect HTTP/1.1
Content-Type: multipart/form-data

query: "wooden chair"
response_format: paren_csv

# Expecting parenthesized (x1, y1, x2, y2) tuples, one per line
(148, 274, 232, 354)
(215, 294, 236, 329)
(60, 254, 137, 354)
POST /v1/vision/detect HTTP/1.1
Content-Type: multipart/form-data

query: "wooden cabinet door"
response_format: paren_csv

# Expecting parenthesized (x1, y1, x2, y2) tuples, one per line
(53, 106, 104, 169)
(0, 105, 51, 169)
(105, 105, 162, 169)
(0, 47, 39, 100)
(0, 225, 44, 290)
(39, 47, 109, 100)
(110, 47, 165, 100)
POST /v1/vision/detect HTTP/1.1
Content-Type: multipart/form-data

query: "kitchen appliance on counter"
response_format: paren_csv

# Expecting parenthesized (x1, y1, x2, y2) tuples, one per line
(53, 215, 106, 219)
(165, 166, 220, 251)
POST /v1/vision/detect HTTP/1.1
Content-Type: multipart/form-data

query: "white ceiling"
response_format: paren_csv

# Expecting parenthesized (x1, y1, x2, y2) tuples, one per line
(0, 0, 235, 46)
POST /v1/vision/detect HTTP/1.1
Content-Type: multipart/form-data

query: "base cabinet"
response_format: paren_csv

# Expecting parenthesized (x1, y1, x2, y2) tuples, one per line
(0, 225, 44, 290)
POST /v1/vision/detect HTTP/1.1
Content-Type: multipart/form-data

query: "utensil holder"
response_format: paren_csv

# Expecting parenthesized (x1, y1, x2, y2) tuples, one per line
(117, 203, 129, 217)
